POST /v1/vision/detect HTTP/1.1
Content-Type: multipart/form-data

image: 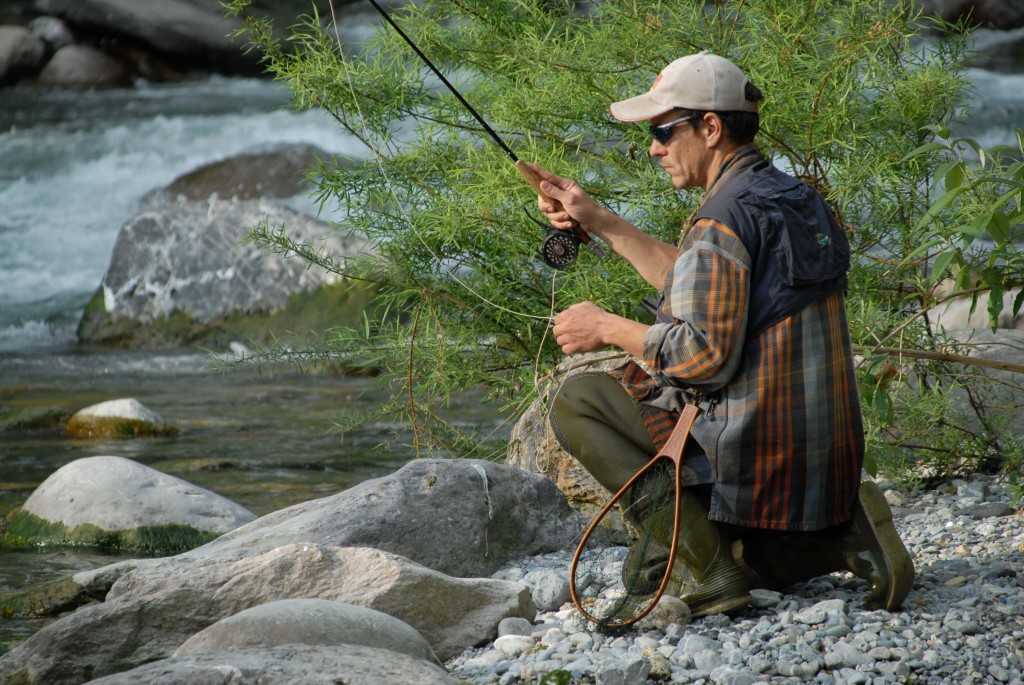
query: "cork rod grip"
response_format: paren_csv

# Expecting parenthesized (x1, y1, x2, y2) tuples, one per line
(515, 160, 591, 244)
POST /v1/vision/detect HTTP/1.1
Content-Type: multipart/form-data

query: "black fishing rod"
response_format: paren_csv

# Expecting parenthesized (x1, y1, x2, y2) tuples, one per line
(366, 0, 601, 269)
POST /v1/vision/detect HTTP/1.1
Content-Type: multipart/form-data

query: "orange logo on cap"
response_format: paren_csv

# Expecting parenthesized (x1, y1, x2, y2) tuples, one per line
(652, 72, 665, 90)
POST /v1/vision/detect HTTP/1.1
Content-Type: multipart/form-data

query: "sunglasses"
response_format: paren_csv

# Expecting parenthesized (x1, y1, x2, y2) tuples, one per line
(649, 114, 700, 145)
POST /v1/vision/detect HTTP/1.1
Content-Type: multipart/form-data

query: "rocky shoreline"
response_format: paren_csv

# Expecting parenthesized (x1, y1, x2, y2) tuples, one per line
(444, 473, 1024, 685)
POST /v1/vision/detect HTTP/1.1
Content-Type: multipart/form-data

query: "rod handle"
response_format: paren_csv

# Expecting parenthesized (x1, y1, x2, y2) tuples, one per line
(515, 160, 592, 246)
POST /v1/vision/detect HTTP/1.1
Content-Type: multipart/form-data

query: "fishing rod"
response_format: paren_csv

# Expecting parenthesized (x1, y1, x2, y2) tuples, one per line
(366, 0, 603, 269)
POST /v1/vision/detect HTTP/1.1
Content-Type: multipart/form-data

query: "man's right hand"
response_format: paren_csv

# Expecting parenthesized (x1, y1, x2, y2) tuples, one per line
(527, 163, 607, 234)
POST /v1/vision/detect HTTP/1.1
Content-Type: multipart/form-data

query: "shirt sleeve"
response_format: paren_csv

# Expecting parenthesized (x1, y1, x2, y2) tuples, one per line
(641, 218, 752, 392)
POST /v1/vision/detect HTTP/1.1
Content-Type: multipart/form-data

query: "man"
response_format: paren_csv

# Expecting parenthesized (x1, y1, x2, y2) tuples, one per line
(531, 52, 914, 618)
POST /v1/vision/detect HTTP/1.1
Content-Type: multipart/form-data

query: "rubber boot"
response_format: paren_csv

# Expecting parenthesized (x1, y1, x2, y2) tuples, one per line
(643, 490, 752, 618)
(841, 480, 915, 610)
(737, 481, 915, 611)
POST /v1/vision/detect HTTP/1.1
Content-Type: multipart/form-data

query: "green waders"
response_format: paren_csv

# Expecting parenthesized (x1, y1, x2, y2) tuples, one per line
(550, 373, 752, 617)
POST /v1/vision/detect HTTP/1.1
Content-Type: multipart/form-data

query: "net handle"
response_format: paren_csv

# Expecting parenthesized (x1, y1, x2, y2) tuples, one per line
(569, 403, 702, 628)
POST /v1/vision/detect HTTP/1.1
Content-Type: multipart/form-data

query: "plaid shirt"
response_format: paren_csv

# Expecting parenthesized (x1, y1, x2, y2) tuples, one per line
(613, 200, 864, 532)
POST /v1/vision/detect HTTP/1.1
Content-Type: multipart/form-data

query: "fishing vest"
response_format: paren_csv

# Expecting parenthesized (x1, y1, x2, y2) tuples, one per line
(667, 156, 851, 337)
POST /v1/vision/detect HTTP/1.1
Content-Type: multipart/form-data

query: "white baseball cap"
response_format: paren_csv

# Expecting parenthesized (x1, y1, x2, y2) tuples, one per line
(610, 51, 761, 122)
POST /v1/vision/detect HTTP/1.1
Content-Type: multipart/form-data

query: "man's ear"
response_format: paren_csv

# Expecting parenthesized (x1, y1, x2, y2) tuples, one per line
(702, 113, 725, 148)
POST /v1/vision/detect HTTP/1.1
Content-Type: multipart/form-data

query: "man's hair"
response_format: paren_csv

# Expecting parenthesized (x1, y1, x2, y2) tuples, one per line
(674, 81, 763, 145)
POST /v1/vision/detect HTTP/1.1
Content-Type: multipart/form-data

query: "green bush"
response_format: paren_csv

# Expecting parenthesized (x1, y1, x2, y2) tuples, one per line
(226, 0, 1021, 484)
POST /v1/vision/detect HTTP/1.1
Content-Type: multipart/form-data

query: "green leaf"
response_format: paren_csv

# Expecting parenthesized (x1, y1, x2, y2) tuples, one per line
(986, 210, 1011, 244)
(943, 161, 965, 190)
(987, 282, 1004, 332)
(901, 141, 949, 161)
(929, 250, 956, 284)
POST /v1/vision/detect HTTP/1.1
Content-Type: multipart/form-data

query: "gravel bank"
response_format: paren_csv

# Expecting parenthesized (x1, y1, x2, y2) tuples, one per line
(447, 474, 1024, 684)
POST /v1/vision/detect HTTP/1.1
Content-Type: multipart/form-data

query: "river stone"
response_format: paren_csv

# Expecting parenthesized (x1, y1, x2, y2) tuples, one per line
(82, 644, 458, 685)
(174, 458, 586, 579)
(76, 199, 368, 348)
(141, 144, 331, 207)
(0, 25, 46, 84)
(174, 598, 441, 666)
(34, 0, 258, 74)
(0, 544, 533, 684)
(8, 455, 255, 550)
(65, 397, 176, 438)
(506, 351, 634, 542)
(36, 44, 130, 88)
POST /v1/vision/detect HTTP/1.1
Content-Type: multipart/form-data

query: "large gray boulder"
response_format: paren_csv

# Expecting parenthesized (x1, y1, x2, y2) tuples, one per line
(83, 644, 459, 685)
(76, 199, 370, 348)
(0, 544, 534, 684)
(176, 458, 585, 577)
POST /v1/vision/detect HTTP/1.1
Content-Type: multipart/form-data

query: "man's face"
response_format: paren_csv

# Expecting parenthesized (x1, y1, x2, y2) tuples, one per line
(648, 111, 709, 190)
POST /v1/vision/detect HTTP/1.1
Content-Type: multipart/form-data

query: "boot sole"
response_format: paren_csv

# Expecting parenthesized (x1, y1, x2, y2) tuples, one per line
(688, 592, 753, 619)
(855, 480, 915, 610)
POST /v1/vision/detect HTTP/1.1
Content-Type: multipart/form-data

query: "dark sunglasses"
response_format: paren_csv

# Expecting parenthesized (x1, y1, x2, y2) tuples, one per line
(649, 114, 700, 145)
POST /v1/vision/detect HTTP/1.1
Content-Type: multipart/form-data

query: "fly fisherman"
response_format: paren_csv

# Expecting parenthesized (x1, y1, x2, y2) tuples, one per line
(531, 52, 914, 618)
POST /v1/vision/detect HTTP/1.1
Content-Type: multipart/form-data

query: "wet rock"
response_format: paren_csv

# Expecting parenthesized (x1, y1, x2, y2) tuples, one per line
(0, 25, 46, 84)
(35, 44, 131, 89)
(76, 199, 371, 349)
(141, 144, 332, 207)
(66, 397, 176, 438)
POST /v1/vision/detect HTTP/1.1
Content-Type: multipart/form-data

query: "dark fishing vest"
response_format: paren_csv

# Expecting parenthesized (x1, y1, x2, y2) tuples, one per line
(659, 154, 850, 337)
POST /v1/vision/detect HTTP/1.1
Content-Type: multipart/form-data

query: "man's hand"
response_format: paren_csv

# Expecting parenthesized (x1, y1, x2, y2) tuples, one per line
(553, 301, 649, 357)
(527, 163, 607, 232)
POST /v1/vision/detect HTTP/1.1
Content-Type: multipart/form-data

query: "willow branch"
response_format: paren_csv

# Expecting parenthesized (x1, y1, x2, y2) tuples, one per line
(853, 345, 1024, 375)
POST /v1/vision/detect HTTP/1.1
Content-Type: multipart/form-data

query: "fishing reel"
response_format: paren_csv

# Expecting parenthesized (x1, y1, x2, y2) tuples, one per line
(522, 205, 582, 270)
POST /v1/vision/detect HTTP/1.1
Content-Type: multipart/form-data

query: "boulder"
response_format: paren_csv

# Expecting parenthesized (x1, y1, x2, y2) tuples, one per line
(0, 24, 46, 84)
(35, 43, 130, 88)
(0, 544, 534, 684)
(76, 199, 372, 348)
(3, 455, 256, 553)
(173, 598, 441, 665)
(506, 352, 635, 542)
(66, 397, 177, 438)
(33, 0, 258, 74)
(6, 458, 579, 619)
(175, 458, 585, 577)
(915, 0, 1024, 29)
(927, 287, 1024, 331)
(141, 144, 331, 207)
(82, 644, 459, 685)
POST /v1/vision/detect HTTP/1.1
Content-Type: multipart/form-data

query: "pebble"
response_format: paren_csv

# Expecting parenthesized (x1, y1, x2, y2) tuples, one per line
(446, 473, 1024, 684)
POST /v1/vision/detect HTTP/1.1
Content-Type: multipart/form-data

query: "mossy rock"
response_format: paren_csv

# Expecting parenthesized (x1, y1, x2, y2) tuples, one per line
(65, 415, 179, 439)
(2, 509, 220, 555)
(77, 278, 381, 353)
(0, 406, 73, 435)
(1, 575, 96, 620)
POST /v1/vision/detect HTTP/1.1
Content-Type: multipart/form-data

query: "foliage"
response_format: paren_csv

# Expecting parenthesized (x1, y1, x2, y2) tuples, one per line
(860, 127, 1024, 486)
(222, 0, 1022, 482)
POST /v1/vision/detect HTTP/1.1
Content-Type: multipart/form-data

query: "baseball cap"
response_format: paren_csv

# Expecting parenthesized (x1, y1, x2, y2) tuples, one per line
(609, 51, 761, 122)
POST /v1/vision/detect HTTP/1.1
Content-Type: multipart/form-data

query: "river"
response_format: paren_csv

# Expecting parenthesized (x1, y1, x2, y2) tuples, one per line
(1, 27, 1022, 651)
